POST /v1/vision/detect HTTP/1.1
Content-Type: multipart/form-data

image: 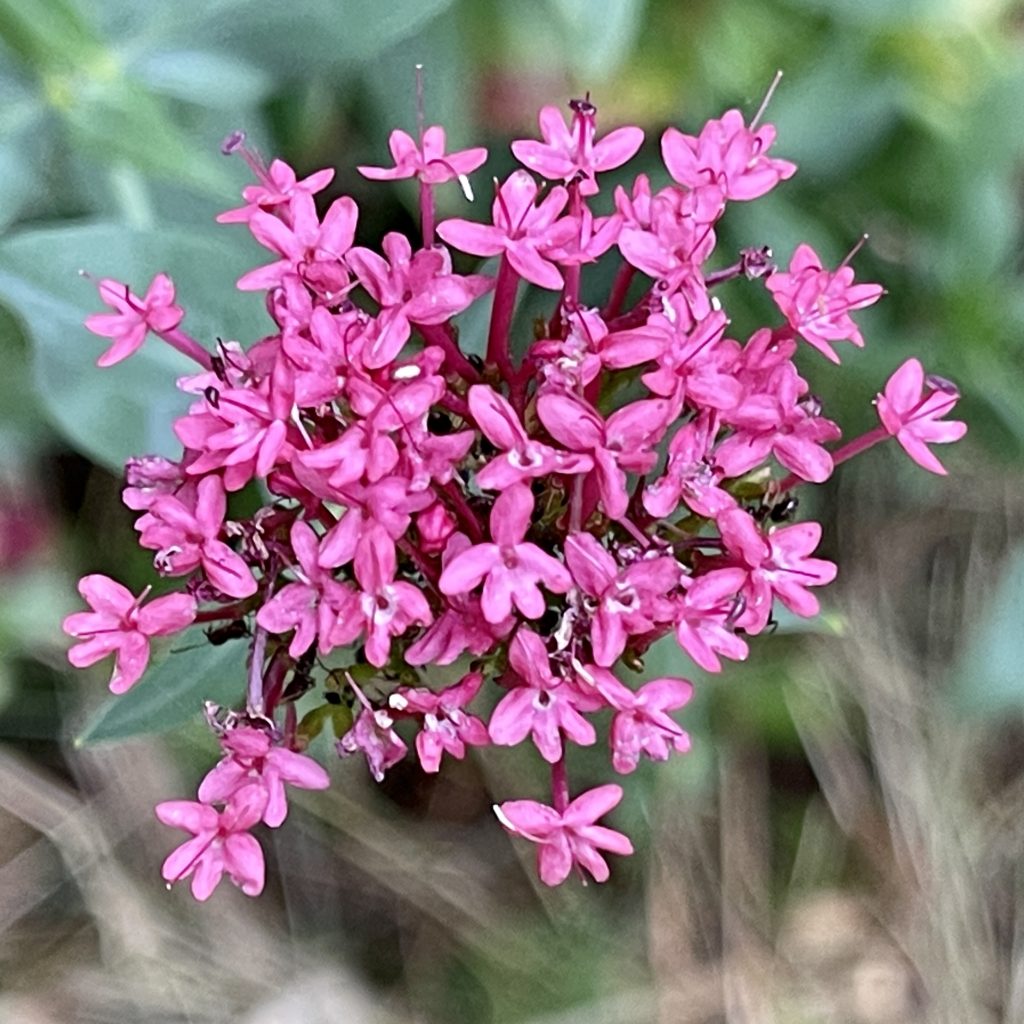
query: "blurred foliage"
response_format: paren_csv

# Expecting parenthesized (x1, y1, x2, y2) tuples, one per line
(0, 0, 1023, 1020)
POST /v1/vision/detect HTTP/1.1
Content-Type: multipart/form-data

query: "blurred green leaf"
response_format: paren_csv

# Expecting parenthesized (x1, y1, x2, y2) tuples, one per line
(130, 48, 274, 110)
(770, 39, 904, 179)
(546, 0, 647, 81)
(167, 0, 457, 79)
(0, 222, 267, 471)
(76, 627, 248, 744)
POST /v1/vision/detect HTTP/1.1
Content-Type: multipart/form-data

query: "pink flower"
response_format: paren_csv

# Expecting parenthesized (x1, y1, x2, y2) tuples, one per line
(537, 390, 671, 520)
(674, 570, 749, 673)
(358, 126, 487, 188)
(174, 362, 296, 490)
(766, 243, 883, 363)
(494, 784, 633, 886)
(564, 533, 679, 667)
(488, 628, 596, 763)
(256, 520, 359, 657)
(238, 192, 358, 294)
(511, 100, 643, 197)
(63, 575, 196, 694)
(346, 232, 491, 368)
(661, 109, 795, 212)
(581, 667, 693, 774)
(875, 358, 967, 475)
(468, 384, 593, 490)
(717, 509, 837, 634)
(353, 525, 433, 666)
(84, 274, 184, 367)
(136, 475, 258, 598)
(437, 170, 577, 289)
(198, 725, 330, 827)
(156, 784, 267, 901)
(643, 413, 735, 519)
(389, 672, 489, 773)
(338, 704, 408, 782)
(438, 484, 572, 624)
(217, 158, 335, 223)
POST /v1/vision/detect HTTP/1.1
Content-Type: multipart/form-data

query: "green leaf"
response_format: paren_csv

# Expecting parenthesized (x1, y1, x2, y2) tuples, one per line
(0, 221, 267, 471)
(167, 0, 457, 79)
(76, 627, 248, 744)
(546, 0, 647, 81)
(129, 48, 274, 111)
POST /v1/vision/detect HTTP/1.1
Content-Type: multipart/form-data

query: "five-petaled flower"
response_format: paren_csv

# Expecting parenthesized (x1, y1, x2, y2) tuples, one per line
(84, 274, 184, 367)
(62, 574, 196, 694)
(495, 784, 634, 886)
(875, 358, 967, 475)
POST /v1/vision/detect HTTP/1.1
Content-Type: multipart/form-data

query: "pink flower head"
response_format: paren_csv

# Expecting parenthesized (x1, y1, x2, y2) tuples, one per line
(875, 358, 967, 475)
(511, 99, 644, 197)
(495, 784, 633, 886)
(198, 724, 330, 827)
(580, 666, 693, 774)
(488, 627, 597, 763)
(136, 475, 258, 598)
(156, 784, 267, 901)
(661, 108, 796, 213)
(766, 243, 884, 363)
(338, 703, 408, 783)
(217, 157, 335, 224)
(63, 575, 196, 694)
(438, 484, 572, 624)
(84, 274, 184, 367)
(437, 170, 577, 289)
(389, 671, 490, 773)
(358, 126, 487, 190)
(122, 455, 184, 512)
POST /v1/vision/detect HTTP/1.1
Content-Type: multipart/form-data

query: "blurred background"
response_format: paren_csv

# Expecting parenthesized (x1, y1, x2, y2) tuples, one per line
(1, 0, 1023, 1020)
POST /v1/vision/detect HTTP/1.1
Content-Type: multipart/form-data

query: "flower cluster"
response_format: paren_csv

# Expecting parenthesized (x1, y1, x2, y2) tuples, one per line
(63, 88, 966, 899)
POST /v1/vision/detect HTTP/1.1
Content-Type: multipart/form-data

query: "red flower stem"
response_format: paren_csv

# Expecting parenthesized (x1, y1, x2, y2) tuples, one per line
(441, 480, 484, 543)
(247, 626, 268, 715)
(551, 755, 570, 813)
(438, 390, 470, 418)
(283, 702, 298, 750)
(603, 262, 636, 319)
(487, 255, 519, 385)
(419, 181, 436, 248)
(417, 322, 481, 383)
(159, 327, 213, 370)
(399, 537, 440, 589)
(777, 425, 890, 491)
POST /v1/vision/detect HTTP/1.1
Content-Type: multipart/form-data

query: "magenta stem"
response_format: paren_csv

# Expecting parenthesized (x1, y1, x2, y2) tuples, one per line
(441, 480, 484, 543)
(247, 627, 268, 715)
(417, 322, 481, 383)
(551, 756, 570, 814)
(160, 327, 213, 370)
(705, 261, 743, 287)
(603, 262, 636, 319)
(487, 255, 519, 385)
(419, 180, 436, 248)
(777, 425, 890, 492)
